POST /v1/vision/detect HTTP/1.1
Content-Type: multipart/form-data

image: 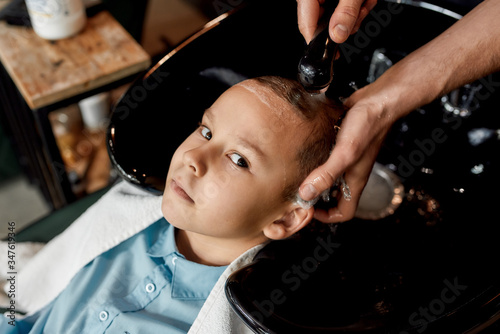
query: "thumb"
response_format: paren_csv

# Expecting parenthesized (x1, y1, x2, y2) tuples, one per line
(328, 0, 366, 43)
(299, 157, 346, 201)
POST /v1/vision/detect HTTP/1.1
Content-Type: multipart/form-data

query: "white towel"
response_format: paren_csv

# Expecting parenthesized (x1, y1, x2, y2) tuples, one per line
(11, 181, 163, 314)
(189, 244, 262, 334)
(3, 180, 259, 333)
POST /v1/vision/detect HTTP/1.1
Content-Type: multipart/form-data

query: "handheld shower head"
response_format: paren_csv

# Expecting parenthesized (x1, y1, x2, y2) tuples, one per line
(297, 27, 338, 94)
(297, 1, 339, 94)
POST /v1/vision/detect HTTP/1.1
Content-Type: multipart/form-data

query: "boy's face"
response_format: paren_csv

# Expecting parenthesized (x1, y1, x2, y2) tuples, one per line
(161, 80, 310, 244)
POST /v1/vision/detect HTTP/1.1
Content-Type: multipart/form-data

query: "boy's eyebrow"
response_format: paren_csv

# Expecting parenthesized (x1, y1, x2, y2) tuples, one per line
(203, 108, 214, 122)
(204, 108, 266, 160)
(236, 136, 266, 160)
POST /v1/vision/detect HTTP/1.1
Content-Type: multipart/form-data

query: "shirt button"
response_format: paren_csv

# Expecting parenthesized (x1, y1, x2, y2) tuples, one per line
(145, 283, 156, 293)
(172, 256, 177, 265)
(99, 311, 109, 322)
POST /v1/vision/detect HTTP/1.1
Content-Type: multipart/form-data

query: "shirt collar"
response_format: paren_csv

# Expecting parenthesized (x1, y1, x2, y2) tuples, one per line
(147, 219, 227, 299)
(147, 219, 181, 258)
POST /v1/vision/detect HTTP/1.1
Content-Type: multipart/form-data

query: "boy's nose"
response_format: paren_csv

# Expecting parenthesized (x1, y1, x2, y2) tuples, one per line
(183, 147, 207, 176)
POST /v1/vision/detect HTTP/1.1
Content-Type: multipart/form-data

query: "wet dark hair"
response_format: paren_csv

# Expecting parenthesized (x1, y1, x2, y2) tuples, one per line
(253, 76, 346, 202)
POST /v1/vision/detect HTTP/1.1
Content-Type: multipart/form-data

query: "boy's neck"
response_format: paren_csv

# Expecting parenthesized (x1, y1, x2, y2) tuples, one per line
(174, 228, 266, 266)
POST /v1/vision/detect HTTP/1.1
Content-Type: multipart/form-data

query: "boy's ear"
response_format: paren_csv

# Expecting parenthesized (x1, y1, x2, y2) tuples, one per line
(263, 205, 315, 240)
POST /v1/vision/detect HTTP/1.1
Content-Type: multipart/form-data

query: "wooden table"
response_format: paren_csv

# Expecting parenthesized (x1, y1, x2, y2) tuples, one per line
(0, 10, 151, 209)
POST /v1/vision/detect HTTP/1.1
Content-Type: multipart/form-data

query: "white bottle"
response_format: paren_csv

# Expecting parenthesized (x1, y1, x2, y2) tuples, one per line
(78, 92, 111, 130)
(25, 0, 87, 40)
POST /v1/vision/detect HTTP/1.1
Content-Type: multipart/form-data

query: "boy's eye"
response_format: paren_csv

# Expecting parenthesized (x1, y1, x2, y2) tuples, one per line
(228, 153, 249, 168)
(201, 126, 212, 140)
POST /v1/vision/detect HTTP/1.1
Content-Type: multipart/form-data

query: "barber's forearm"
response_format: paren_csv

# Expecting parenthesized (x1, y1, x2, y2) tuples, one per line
(376, 0, 500, 120)
(419, 0, 500, 97)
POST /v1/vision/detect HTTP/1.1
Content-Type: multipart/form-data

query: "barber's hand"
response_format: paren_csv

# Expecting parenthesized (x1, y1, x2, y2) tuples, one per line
(297, 0, 378, 44)
(298, 80, 400, 223)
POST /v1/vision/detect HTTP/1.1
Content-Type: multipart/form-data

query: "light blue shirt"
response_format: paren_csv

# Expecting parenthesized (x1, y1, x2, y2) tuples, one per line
(1, 218, 227, 333)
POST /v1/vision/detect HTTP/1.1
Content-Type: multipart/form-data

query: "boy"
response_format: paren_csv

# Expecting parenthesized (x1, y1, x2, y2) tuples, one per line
(1, 76, 344, 333)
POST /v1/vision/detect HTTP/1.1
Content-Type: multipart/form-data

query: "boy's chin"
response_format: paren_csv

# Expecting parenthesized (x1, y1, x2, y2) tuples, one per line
(161, 202, 186, 230)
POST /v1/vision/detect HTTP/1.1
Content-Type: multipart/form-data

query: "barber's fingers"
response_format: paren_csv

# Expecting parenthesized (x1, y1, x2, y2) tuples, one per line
(329, 0, 377, 43)
(298, 0, 377, 44)
(313, 159, 373, 223)
(303, 115, 386, 222)
(297, 0, 325, 44)
(351, 0, 377, 33)
(313, 181, 362, 223)
(298, 109, 371, 202)
(299, 141, 355, 202)
(312, 138, 381, 223)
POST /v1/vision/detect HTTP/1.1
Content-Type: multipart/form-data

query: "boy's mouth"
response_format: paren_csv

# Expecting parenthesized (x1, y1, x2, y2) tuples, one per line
(171, 179, 194, 203)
